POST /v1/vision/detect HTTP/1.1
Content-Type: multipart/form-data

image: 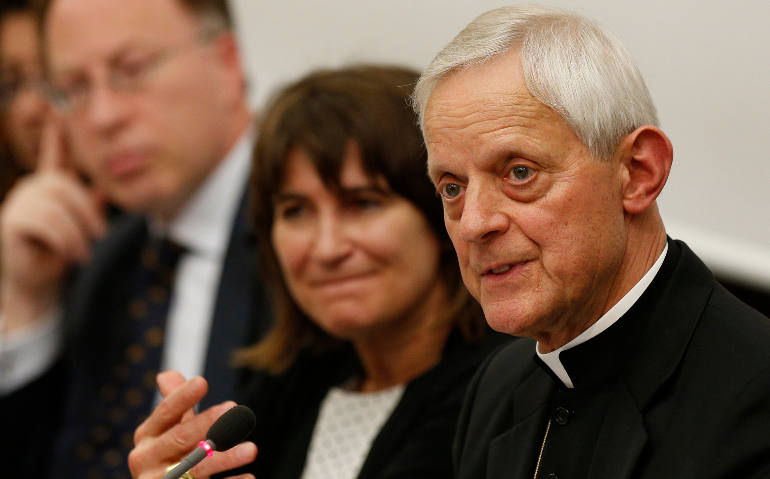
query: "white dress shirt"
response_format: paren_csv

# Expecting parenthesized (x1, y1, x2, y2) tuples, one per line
(0, 130, 254, 394)
(537, 243, 668, 388)
(157, 129, 253, 380)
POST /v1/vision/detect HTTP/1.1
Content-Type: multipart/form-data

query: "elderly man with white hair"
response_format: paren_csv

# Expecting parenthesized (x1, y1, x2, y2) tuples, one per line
(415, 5, 770, 479)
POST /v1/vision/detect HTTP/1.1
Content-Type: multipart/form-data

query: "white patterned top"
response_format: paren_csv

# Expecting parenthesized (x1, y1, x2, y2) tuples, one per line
(300, 384, 405, 479)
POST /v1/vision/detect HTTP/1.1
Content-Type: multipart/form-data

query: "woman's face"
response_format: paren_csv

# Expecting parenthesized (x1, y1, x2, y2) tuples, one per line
(271, 143, 445, 341)
(0, 12, 48, 169)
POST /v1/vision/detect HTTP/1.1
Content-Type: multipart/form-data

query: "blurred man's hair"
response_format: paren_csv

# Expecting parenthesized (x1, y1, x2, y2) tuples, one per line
(35, 0, 233, 35)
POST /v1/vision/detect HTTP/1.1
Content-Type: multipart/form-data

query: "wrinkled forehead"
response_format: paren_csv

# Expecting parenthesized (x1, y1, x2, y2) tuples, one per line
(425, 51, 534, 125)
(45, 0, 201, 72)
(423, 54, 548, 149)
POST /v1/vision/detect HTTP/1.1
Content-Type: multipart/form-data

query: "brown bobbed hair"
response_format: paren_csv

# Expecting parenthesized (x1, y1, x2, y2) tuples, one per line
(238, 65, 486, 374)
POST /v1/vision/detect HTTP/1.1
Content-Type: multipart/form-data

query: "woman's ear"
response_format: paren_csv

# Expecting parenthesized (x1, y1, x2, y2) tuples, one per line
(617, 126, 673, 215)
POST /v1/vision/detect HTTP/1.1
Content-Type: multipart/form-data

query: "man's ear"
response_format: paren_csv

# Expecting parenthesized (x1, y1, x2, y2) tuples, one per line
(212, 31, 247, 102)
(617, 126, 673, 215)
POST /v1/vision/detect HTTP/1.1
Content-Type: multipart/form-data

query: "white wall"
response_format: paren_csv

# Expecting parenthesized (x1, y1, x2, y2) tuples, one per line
(231, 0, 770, 288)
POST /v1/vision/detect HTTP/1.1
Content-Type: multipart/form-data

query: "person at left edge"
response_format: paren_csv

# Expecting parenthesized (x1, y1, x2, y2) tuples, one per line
(0, 0, 271, 477)
(0, 0, 48, 204)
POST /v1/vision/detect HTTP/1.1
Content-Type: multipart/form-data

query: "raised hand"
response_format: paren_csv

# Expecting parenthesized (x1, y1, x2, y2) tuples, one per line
(0, 117, 106, 332)
(129, 373, 257, 479)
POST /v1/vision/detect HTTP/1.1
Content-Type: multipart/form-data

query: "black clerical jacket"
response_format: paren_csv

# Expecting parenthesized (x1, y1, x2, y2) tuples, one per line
(453, 239, 770, 479)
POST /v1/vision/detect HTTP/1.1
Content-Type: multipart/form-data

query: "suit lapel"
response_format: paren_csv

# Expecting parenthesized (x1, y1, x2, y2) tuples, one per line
(201, 191, 269, 407)
(624, 240, 712, 408)
(588, 239, 713, 478)
(488, 366, 554, 478)
(586, 385, 647, 479)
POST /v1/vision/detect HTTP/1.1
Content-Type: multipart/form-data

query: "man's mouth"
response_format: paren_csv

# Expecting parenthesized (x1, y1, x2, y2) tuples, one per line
(488, 264, 513, 274)
(481, 260, 532, 278)
(106, 151, 146, 177)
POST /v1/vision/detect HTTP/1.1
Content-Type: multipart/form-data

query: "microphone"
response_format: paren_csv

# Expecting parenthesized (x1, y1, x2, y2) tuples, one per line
(162, 404, 256, 479)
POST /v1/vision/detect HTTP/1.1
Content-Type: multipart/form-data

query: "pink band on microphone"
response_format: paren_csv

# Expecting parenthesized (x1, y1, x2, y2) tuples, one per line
(199, 441, 214, 457)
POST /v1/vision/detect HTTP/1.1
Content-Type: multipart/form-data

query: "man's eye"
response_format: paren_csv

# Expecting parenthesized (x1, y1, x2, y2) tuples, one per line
(509, 165, 533, 181)
(117, 58, 152, 80)
(440, 183, 463, 199)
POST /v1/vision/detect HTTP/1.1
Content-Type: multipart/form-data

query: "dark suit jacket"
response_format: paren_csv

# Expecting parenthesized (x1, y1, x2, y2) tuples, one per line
(454, 239, 770, 479)
(3, 193, 271, 477)
(237, 330, 509, 479)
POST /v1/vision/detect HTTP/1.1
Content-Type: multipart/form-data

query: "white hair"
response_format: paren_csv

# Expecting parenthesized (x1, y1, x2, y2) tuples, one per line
(413, 5, 658, 160)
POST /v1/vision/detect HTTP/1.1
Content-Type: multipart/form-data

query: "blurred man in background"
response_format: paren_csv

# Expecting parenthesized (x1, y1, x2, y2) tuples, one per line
(0, 1, 270, 477)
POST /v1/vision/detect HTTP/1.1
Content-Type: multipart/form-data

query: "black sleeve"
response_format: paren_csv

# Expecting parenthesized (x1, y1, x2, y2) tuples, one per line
(1, 358, 69, 478)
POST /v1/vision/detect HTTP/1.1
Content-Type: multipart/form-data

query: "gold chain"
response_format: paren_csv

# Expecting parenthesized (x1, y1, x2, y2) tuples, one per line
(533, 418, 552, 479)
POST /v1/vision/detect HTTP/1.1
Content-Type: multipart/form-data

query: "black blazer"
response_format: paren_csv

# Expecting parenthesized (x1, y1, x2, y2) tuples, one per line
(3, 194, 271, 477)
(453, 239, 770, 479)
(236, 330, 509, 479)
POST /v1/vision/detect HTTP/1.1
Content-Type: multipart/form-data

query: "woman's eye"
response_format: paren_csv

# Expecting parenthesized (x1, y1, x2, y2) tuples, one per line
(509, 165, 533, 181)
(277, 204, 304, 219)
(350, 197, 379, 209)
(440, 183, 463, 199)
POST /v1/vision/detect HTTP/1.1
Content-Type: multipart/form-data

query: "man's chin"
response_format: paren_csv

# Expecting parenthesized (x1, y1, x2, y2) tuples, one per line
(110, 189, 172, 218)
(481, 301, 540, 338)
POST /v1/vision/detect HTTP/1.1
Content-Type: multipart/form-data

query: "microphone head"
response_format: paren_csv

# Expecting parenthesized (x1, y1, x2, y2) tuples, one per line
(206, 404, 256, 451)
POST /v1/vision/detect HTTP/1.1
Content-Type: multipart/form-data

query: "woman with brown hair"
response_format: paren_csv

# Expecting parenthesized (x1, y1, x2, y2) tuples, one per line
(129, 65, 507, 479)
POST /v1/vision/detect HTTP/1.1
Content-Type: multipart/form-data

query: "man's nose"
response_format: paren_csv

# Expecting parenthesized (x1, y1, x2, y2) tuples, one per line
(457, 182, 509, 243)
(84, 81, 129, 134)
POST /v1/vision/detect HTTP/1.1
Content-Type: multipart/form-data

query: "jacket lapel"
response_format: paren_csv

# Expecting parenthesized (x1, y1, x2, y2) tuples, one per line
(488, 365, 554, 478)
(202, 191, 270, 407)
(588, 239, 713, 478)
(586, 385, 647, 479)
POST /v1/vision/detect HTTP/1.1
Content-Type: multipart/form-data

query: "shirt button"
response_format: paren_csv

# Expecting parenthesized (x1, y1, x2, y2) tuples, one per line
(553, 406, 571, 426)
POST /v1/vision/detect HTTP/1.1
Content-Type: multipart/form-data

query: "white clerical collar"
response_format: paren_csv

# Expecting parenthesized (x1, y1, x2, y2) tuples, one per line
(537, 243, 668, 388)
(150, 128, 254, 257)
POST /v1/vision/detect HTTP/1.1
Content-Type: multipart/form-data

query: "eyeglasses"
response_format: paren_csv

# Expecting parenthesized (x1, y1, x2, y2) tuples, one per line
(46, 31, 219, 116)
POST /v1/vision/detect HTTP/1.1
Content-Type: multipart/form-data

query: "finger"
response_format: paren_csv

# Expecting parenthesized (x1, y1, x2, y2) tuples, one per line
(37, 117, 68, 172)
(190, 441, 258, 478)
(153, 401, 236, 463)
(44, 173, 107, 240)
(11, 171, 107, 245)
(127, 396, 227, 479)
(9, 195, 92, 262)
(135, 376, 208, 442)
(158, 370, 197, 423)
(157, 370, 187, 398)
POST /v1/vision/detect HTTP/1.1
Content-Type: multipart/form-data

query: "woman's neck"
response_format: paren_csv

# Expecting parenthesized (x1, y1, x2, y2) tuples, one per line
(352, 280, 452, 392)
